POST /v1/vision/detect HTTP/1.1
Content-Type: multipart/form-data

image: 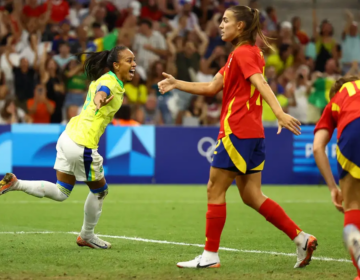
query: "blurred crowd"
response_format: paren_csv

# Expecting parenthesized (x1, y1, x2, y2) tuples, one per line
(0, 0, 359, 126)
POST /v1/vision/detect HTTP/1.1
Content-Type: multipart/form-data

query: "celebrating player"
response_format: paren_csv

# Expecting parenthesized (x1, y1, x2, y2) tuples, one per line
(0, 46, 136, 249)
(313, 76, 360, 280)
(158, 5, 317, 269)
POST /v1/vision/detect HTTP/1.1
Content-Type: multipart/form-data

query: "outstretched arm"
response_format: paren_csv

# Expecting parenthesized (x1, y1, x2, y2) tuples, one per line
(313, 129, 343, 212)
(158, 72, 223, 97)
(249, 73, 301, 135)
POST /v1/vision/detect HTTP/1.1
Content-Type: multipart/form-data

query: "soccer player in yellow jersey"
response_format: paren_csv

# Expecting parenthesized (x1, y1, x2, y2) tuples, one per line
(0, 45, 137, 249)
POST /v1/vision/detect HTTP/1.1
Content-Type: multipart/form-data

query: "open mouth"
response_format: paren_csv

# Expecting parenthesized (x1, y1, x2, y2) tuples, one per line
(129, 69, 136, 76)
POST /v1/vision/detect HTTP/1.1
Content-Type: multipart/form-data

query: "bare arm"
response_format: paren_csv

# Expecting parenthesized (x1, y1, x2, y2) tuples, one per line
(313, 129, 344, 212)
(194, 24, 209, 57)
(312, 7, 319, 41)
(343, 10, 354, 39)
(93, 91, 114, 110)
(65, 64, 83, 78)
(249, 73, 301, 135)
(44, 99, 55, 115)
(158, 72, 223, 97)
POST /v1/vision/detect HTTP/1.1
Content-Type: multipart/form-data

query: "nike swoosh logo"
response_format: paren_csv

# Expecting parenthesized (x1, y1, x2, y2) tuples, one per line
(302, 239, 308, 251)
(196, 262, 218, 268)
(89, 241, 108, 249)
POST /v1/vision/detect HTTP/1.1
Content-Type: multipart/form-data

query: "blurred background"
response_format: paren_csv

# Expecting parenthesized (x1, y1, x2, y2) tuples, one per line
(0, 0, 359, 127)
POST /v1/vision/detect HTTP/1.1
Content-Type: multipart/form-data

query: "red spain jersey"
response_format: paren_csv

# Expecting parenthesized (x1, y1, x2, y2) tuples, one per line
(314, 80, 360, 139)
(218, 44, 265, 140)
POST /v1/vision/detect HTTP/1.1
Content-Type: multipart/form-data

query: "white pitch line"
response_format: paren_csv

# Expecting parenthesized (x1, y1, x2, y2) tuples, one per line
(0, 231, 351, 264)
(0, 200, 331, 204)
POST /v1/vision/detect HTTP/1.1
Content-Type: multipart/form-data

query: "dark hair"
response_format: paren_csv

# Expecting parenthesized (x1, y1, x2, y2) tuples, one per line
(227, 5, 273, 50)
(265, 6, 274, 15)
(0, 97, 16, 121)
(92, 22, 102, 29)
(319, 19, 334, 37)
(329, 76, 359, 99)
(59, 41, 70, 48)
(279, 43, 291, 57)
(139, 18, 152, 29)
(115, 104, 131, 120)
(78, 45, 128, 81)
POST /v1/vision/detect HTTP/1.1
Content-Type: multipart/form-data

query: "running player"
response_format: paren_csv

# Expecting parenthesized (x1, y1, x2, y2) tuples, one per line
(0, 46, 136, 249)
(313, 76, 360, 280)
(158, 5, 317, 269)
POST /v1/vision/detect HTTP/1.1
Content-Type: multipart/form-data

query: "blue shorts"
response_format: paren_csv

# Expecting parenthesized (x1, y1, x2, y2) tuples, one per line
(337, 117, 360, 180)
(211, 134, 265, 175)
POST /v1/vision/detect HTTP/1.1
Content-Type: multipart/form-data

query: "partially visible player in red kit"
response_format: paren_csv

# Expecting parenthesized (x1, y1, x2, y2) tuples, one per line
(313, 76, 360, 280)
(158, 5, 317, 269)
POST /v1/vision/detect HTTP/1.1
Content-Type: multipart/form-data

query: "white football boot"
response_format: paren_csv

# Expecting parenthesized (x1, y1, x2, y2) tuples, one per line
(294, 232, 318, 268)
(76, 235, 112, 249)
(343, 224, 360, 270)
(177, 252, 220, 268)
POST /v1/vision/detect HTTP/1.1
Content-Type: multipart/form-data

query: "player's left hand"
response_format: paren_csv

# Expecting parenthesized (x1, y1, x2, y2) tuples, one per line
(96, 95, 114, 110)
(330, 187, 344, 213)
(277, 113, 301, 135)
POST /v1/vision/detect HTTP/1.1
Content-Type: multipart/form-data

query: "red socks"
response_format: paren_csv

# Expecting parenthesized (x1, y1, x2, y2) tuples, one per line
(344, 210, 360, 277)
(204, 203, 226, 252)
(259, 198, 302, 240)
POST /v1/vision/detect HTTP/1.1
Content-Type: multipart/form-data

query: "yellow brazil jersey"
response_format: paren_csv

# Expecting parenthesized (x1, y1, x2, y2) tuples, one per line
(66, 71, 124, 149)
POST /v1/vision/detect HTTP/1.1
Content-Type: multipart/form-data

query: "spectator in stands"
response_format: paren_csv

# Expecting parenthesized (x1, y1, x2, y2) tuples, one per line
(69, 1, 88, 28)
(61, 104, 79, 125)
(0, 71, 8, 109)
(133, 18, 168, 72)
(0, 97, 29, 124)
(266, 44, 293, 74)
(177, 95, 207, 126)
(159, 0, 180, 20)
(141, 0, 163, 22)
(167, 20, 208, 110)
(287, 65, 311, 124)
(265, 6, 277, 33)
(262, 79, 288, 127)
(112, 104, 140, 126)
(198, 46, 227, 82)
(53, 41, 73, 69)
(147, 60, 174, 124)
(135, 93, 163, 125)
(22, 0, 46, 21)
(292, 16, 309, 45)
(278, 21, 297, 46)
(51, 20, 79, 54)
(40, 45, 65, 123)
(124, 71, 148, 104)
(341, 10, 360, 75)
(5, 43, 38, 111)
(27, 84, 55, 124)
(312, 8, 337, 72)
(63, 59, 87, 110)
(48, 0, 69, 24)
(171, 0, 199, 36)
(83, 4, 109, 38)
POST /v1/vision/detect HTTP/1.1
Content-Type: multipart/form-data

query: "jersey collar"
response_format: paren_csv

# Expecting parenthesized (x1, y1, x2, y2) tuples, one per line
(108, 71, 124, 89)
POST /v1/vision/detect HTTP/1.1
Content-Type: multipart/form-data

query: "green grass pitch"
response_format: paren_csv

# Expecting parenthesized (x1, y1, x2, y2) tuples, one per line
(0, 185, 355, 280)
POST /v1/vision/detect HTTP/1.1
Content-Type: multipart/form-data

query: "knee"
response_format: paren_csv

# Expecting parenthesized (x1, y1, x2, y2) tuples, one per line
(94, 189, 108, 200)
(207, 180, 225, 203)
(240, 190, 265, 209)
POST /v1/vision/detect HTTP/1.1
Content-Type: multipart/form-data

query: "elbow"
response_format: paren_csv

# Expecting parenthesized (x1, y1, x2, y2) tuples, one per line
(313, 143, 325, 157)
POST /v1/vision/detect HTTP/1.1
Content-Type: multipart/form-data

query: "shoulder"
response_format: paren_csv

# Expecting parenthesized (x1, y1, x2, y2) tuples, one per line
(234, 45, 262, 58)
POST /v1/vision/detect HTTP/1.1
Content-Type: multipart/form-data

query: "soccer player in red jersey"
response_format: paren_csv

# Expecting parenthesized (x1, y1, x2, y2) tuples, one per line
(313, 76, 360, 280)
(158, 5, 317, 269)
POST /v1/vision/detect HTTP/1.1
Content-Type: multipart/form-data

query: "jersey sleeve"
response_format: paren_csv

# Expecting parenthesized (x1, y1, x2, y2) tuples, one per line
(95, 76, 116, 97)
(234, 49, 263, 80)
(314, 104, 336, 136)
(218, 66, 225, 76)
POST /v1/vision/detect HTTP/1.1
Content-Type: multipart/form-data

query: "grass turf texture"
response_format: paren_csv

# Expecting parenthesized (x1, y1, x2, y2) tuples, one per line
(0, 186, 354, 280)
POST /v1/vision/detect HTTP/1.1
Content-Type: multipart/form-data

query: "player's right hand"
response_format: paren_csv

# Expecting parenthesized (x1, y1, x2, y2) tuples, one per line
(158, 72, 176, 94)
(277, 113, 301, 135)
(330, 187, 344, 213)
